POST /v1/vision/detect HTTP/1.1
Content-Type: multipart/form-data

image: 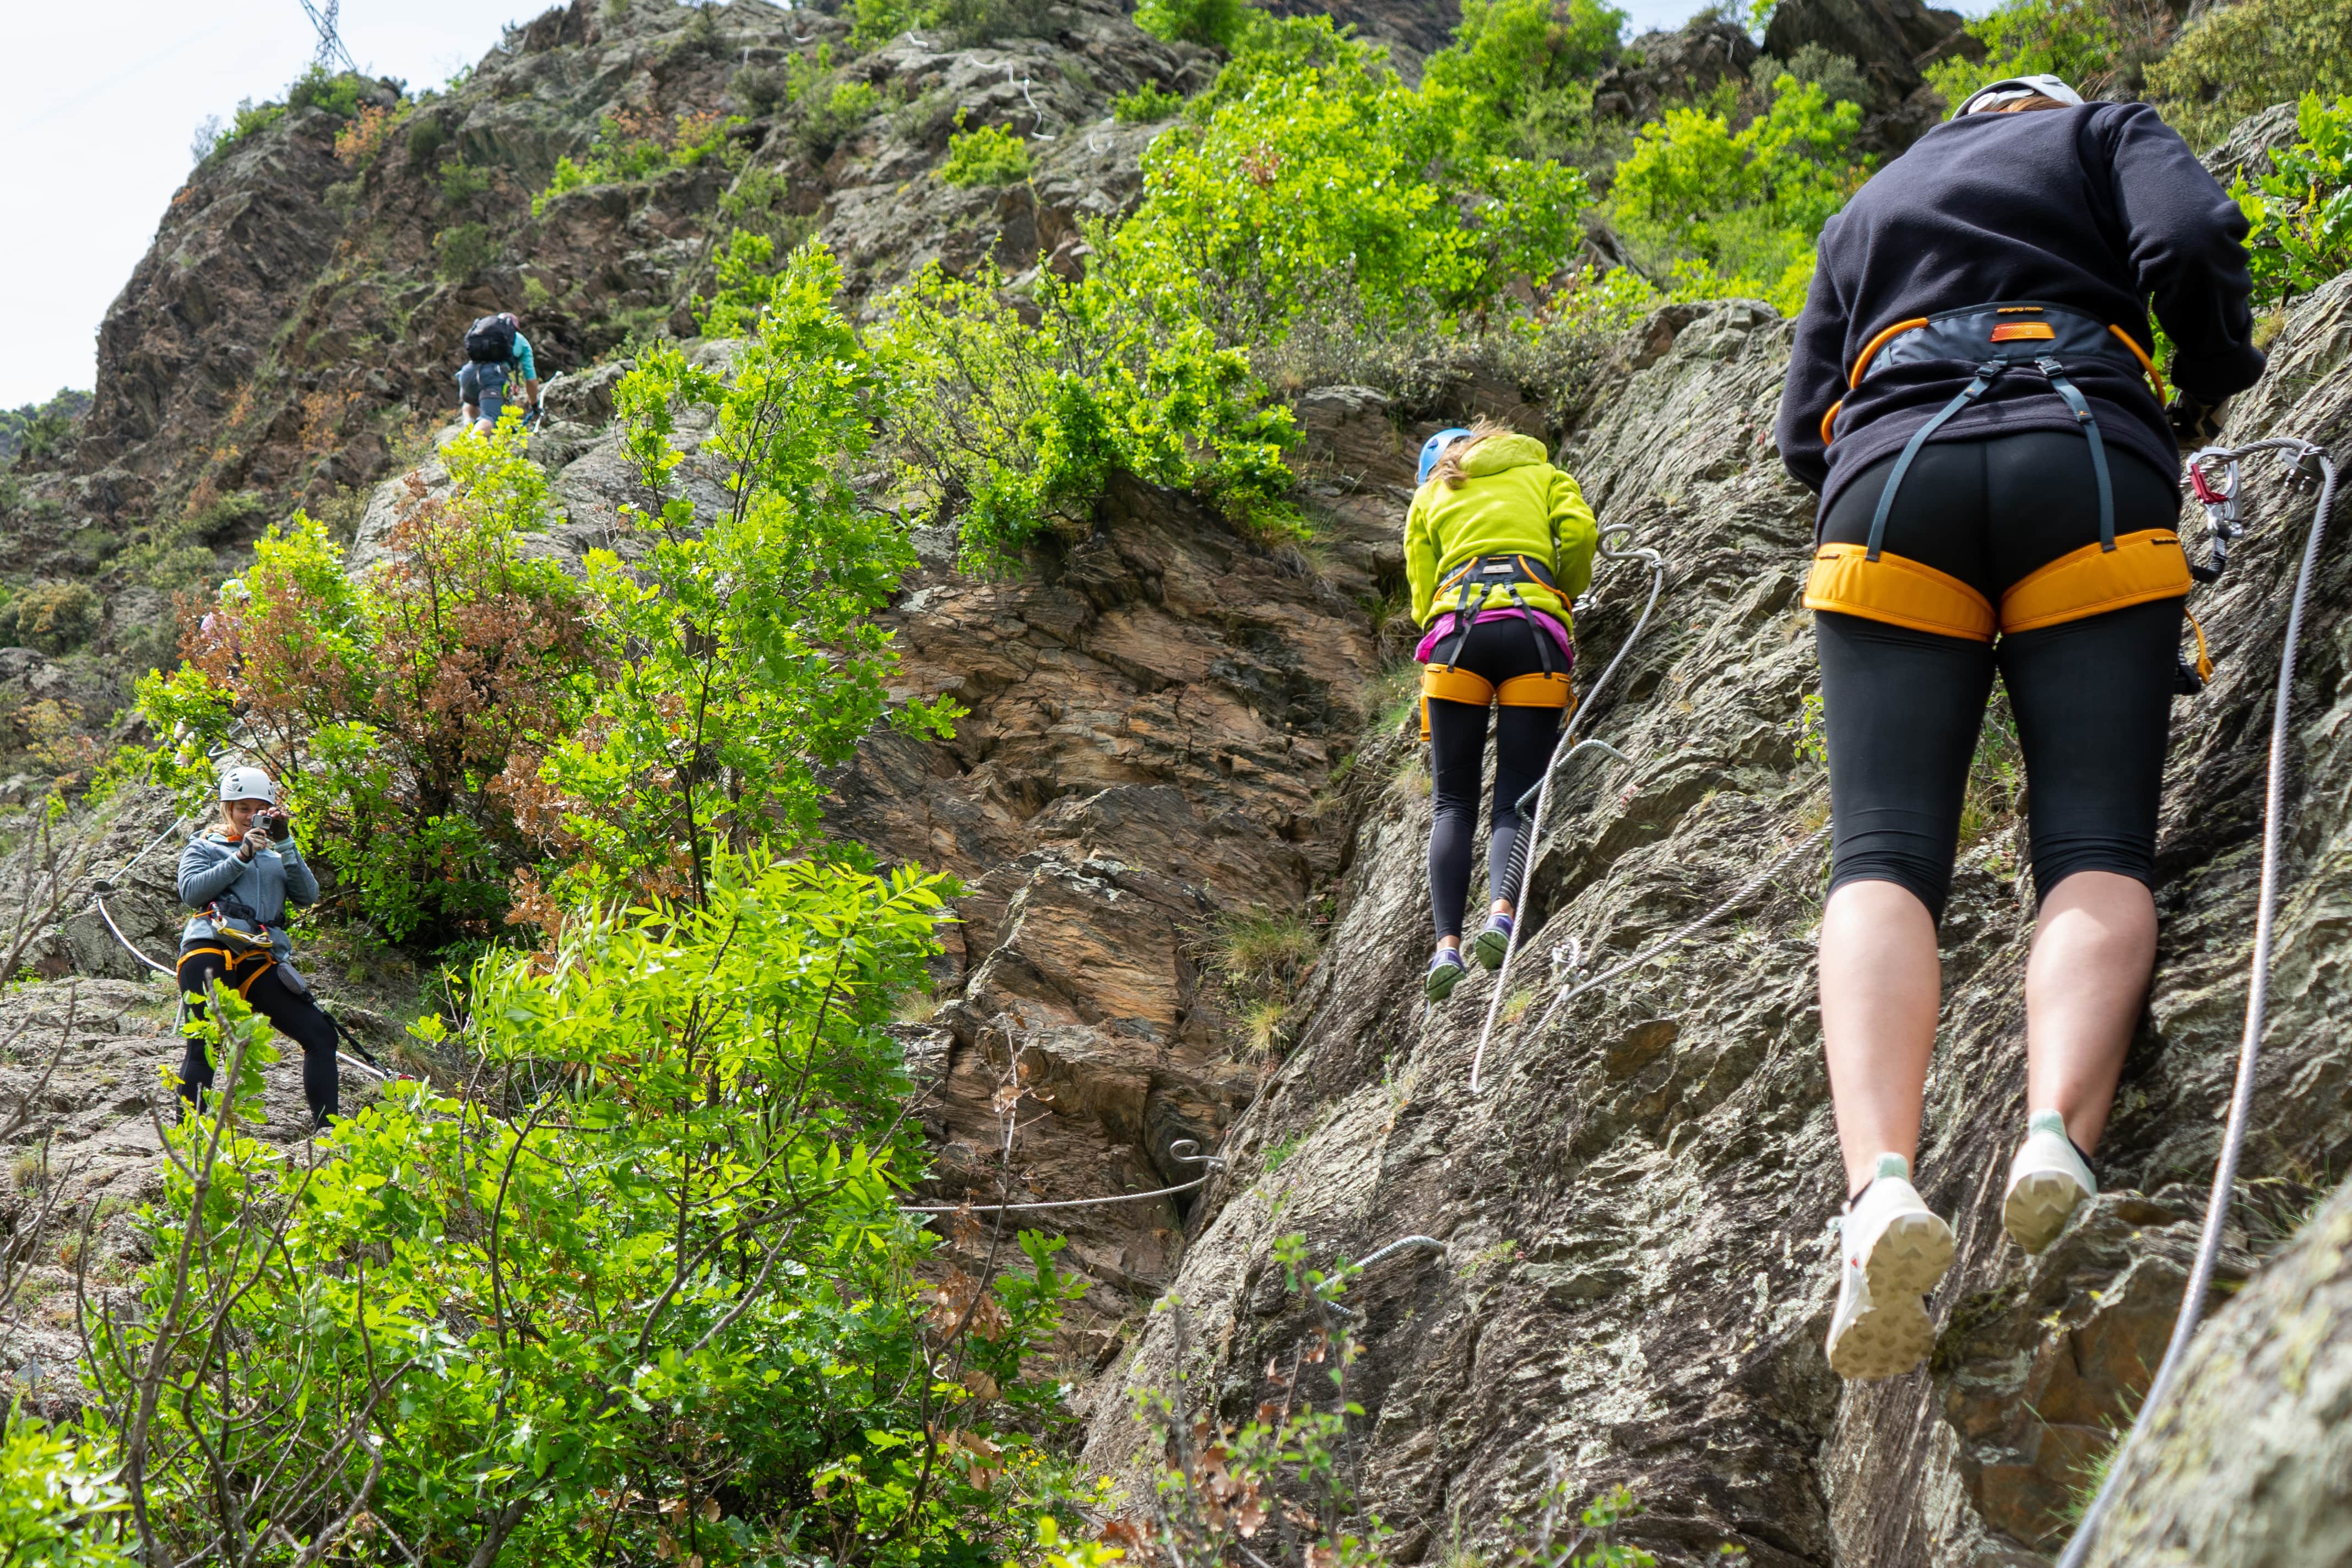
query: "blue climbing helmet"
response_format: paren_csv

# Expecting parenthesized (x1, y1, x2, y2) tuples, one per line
(1417, 427, 1475, 486)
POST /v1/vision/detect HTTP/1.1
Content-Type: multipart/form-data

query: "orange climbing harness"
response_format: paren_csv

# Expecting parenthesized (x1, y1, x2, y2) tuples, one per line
(1805, 302, 2199, 649)
(1419, 554, 1575, 740)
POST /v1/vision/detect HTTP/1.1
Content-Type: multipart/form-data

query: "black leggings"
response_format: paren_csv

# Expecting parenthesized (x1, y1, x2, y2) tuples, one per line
(1817, 431, 2184, 923)
(1426, 617, 1567, 941)
(177, 945, 342, 1126)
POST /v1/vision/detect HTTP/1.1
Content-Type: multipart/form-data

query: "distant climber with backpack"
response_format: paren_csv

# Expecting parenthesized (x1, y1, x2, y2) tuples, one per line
(1774, 75, 2267, 1380)
(1405, 419, 1599, 1002)
(455, 310, 541, 432)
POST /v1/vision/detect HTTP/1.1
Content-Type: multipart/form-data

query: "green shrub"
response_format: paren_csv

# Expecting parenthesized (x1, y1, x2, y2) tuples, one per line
(2234, 93, 2352, 307)
(405, 113, 448, 161)
(939, 113, 1032, 186)
(0, 389, 88, 466)
(880, 253, 1299, 572)
(0, 582, 100, 654)
(432, 219, 493, 280)
(88, 852, 1081, 1565)
(734, 61, 789, 115)
(797, 78, 883, 159)
(1113, 80, 1187, 122)
(1609, 74, 1870, 312)
(1121, 17, 1589, 339)
(1423, 0, 1625, 133)
(284, 63, 372, 117)
(532, 109, 741, 215)
(212, 97, 286, 154)
(935, 0, 1055, 44)
(849, 0, 940, 48)
(187, 487, 270, 543)
(435, 156, 489, 204)
(1134, 0, 1253, 51)
(2149, 0, 2352, 150)
(1919, 0, 2154, 111)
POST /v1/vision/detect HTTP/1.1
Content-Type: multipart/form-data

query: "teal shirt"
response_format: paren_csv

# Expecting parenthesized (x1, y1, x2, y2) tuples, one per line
(512, 331, 537, 382)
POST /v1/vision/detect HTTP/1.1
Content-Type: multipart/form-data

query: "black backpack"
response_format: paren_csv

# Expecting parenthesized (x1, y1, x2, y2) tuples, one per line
(464, 314, 517, 365)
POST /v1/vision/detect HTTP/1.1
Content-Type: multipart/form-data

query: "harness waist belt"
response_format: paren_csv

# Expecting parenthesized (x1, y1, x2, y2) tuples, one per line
(1805, 529, 2193, 641)
(1437, 552, 1557, 598)
(1819, 300, 2165, 450)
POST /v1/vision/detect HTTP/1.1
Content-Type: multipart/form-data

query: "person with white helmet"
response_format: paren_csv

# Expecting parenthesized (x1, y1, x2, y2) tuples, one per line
(1775, 74, 2266, 1379)
(175, 766, 340, 1129)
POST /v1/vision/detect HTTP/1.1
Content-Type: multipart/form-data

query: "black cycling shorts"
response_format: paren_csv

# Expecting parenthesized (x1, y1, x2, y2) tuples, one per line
(1815, 431, 2183, 921)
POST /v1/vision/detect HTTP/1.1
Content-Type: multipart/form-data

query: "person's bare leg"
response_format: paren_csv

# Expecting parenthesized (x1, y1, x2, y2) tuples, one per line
(2024, 870, 2155, 1153)
(1820, 878, 1943, 1193)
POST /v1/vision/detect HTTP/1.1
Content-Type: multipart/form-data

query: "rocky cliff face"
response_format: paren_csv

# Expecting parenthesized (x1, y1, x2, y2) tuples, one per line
(12, 0, 2352, 1555)
(1070, 277, 2352, 1564)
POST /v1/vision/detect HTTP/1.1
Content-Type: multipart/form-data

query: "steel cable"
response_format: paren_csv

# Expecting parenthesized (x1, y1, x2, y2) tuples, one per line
(2058, 437, 2336, 1566)
(1467, 526, 1668, 1093)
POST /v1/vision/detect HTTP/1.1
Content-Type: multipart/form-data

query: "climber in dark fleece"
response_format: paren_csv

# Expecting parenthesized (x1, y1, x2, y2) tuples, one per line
(1773, 75, 2266, 1381)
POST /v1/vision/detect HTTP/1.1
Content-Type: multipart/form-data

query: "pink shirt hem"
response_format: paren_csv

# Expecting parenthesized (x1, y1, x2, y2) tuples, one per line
(1415, 606, 1574, 668)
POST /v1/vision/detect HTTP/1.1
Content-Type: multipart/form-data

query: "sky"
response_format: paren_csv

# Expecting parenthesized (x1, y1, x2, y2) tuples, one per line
(0, 0, 1975, 411)
(0, 1, 531, 410)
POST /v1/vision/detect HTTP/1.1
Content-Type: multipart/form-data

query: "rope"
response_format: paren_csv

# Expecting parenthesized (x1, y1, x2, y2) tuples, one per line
(1525, 821, 1833, 1044)
(2058, 436, 2336, 1566)
(1466, 526, 1667, 1093)
(902, 1137, 1223, 1215)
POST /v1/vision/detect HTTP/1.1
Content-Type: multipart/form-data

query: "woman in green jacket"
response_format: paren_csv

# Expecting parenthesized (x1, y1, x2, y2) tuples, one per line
(1405, 420, 1600, 1000)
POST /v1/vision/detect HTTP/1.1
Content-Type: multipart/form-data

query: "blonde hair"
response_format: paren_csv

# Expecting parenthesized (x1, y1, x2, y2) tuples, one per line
(1984, 93, 2071, 114)
(1430, 416, 1516, 490)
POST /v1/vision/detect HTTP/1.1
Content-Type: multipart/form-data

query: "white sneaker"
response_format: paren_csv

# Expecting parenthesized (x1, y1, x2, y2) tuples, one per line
(1825, 1152, 1955, 1380)
(2003, 1109, 2096, 1254)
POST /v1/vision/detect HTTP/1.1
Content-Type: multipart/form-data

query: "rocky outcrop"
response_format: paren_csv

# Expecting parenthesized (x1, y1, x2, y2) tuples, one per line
(2083, 1176, 2352, 1566)
(1760, 0, 1979, 150)
(1075, 270, 2352, 1564)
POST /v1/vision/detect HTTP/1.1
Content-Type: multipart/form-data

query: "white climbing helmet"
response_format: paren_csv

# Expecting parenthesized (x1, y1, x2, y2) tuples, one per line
(1953, 74, 2085, 117)
(219, 766, 276, 805)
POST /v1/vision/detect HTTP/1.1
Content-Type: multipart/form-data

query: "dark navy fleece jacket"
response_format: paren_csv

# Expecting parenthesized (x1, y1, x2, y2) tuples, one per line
(1776, 102, 2266, 514)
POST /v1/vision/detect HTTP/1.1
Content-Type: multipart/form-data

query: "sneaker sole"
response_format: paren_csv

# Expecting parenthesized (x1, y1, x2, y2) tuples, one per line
(2004, 1169, 2089, 1254)
(1827, 1293, 1937, 1380)
(1470, 927, 1510, 970)
(1426, 964, 1465, 1002)
(1862, 1208, 1955, 1301)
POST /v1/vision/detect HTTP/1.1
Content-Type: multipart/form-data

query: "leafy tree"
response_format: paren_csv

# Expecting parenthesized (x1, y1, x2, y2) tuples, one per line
(543, 238, 957, 902)
(1422, 0, 1627, 133)
(1610, 74, 1869, 312)
(86, 853, 1082, 1565)
(139, 419, 600, 941)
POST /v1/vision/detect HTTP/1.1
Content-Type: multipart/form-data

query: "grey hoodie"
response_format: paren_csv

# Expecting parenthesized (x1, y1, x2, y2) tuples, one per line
(178, 831, 319, 959)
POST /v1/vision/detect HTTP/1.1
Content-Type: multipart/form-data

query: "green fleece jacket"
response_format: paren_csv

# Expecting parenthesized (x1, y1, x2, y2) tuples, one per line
(1403, 433, 1599, 628)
